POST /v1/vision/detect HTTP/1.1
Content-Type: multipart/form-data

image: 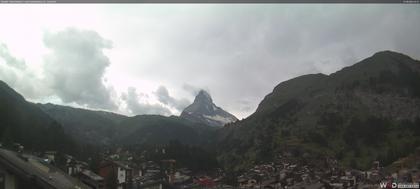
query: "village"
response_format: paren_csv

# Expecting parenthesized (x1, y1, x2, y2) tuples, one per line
(1, 143, 419, 189)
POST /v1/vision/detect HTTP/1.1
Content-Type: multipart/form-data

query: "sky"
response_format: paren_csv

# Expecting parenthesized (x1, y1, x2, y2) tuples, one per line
(0, 4, 419, 119)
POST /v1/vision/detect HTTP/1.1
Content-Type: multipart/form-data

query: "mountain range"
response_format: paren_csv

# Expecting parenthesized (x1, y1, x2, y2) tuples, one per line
(1, 50, 419, 172)
(36, 103, 127, 145)
(35, 89, 233, 146)
(217, 51, 420, 171)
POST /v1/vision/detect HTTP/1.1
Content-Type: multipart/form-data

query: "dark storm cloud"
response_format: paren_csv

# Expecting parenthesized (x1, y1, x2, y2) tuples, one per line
(181, 84, 212, 96)
(43, 28, 117, 110)
(122, 87, 171, 116)
(155, 86, 190, 112)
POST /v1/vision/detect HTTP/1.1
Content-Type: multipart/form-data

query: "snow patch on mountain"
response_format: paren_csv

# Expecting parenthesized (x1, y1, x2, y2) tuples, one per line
(203, 114, 237, 125)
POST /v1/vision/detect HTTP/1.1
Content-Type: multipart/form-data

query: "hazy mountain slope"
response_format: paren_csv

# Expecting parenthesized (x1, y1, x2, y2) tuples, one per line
(116, 115, 217, 146)
(0, 80, 76, 153)
(37, 103, 128, 145)
(218, 51, 420, 171)
(181, 90, 238, 127)
(37, 103, 217, 147)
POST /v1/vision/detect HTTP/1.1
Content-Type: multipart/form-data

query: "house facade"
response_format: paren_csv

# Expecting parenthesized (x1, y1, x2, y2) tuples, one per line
(98, 160, 133, 189)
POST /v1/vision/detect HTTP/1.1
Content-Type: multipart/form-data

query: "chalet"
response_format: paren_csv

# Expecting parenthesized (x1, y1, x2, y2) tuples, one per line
(171, 171, 191, 184)
(65, 155, 88, 176)
(0, 148, 89, 189)
(98, 160, 133, 189)
(44, 151, 57, 164)
(79, 169, 105, 189)
(340, 175, 356, 187)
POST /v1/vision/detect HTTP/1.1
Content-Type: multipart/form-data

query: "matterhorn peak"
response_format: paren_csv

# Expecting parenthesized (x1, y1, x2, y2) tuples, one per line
(194, 90, 213, 103)
(180, 90, 238, 127)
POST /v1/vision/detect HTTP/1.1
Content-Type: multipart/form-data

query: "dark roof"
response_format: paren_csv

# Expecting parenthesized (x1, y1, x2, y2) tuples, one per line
(0, 148, 90, 189)
(139, 180, 176, 189)
(114, 161, 132, 170)
(99, 160, 131, 170)
(81, 169, 104, 181)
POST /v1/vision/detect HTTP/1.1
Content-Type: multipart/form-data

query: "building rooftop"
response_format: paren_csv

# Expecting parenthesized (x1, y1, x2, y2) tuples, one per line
(0, 148, 90, 189)
(81, 169, 104, 181)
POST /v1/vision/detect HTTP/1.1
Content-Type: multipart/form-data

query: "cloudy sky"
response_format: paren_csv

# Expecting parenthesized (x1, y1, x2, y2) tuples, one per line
(0, 4, 419, 118)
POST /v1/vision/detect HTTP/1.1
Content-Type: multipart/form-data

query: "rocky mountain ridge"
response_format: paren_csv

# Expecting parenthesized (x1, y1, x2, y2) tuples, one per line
(180, 90, 238, 127)
(217, 51, 420, 171)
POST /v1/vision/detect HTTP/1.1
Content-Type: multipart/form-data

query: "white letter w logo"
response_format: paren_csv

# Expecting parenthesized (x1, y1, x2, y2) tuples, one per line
(380, 182, 388, 188)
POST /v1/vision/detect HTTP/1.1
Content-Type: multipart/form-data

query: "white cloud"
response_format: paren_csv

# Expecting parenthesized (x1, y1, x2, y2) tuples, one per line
(122, 87, 171, 116)
(0, 43, 48, 100)
(0, 5, 419, 118)
(155, 86, 190, 112)
(43, 28, 117, 110)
